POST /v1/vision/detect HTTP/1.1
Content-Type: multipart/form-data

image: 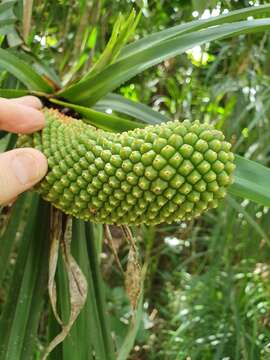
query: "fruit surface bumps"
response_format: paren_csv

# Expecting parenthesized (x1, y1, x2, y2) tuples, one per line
(18, 109, 235, 225)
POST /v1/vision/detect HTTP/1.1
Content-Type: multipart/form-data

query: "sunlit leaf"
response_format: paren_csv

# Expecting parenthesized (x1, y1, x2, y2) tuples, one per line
(82, 9, 141, 80)
(60, 18, 270, 105)
(94, 93, 169, 124)
(120, 4, 270, 59)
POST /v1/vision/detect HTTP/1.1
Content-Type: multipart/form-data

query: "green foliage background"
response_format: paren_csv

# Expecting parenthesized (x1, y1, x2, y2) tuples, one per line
(1, 0, 270, 359)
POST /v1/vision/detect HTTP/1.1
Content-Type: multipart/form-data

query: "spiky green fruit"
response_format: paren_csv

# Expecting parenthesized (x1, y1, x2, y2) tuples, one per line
(18, 109, 235, 225)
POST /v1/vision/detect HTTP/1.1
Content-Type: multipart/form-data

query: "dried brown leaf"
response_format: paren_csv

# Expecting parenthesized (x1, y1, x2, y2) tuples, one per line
(48, 209, 62, 326)
(122, 226, 142, 310)
(42, 215, 88, 360)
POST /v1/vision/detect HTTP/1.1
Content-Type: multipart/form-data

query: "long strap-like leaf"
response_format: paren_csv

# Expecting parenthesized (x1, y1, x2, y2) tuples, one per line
(0, 196, 50, 360)
(0, 48, 53, 93)
(59, 18, 270, 105)
(119, 4, 270, 60)
(94, 93, 170, 125)
(50, 98, 144, 131)
(229, 155, 270, 208)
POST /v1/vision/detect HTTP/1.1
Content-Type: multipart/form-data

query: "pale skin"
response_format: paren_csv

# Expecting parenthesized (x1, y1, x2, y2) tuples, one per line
(0, 96, 48, 205)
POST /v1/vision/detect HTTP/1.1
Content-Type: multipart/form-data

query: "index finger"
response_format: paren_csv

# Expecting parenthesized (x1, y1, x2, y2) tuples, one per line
(0, 97, 45, 134)
(10, 95, 43, 109)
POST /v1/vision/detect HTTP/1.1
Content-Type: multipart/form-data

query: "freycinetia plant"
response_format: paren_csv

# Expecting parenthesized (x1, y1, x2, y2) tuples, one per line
(1, 2, 270, 360)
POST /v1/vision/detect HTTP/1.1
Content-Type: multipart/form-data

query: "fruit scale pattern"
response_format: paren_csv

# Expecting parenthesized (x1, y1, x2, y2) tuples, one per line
(17, 109, 235, 225)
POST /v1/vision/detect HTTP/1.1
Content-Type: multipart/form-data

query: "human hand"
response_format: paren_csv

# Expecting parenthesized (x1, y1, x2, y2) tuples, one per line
(0, 96, 48, 205)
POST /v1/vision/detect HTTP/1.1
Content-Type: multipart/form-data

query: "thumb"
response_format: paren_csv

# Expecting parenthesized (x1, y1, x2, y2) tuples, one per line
(0, 148, 48, 205)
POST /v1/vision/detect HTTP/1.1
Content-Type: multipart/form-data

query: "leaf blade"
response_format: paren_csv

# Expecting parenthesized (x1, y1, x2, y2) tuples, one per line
(0, 193, 30, 287)
(0, 88, 29, 98)
(119, 4, 270, 60)
(0, 48, 53, 93)
(228, 155, 270, 208)
(0, 196, 50, 360)
(50, 98, 144, 131)
(0, 1, 16, 15)
(94, 93, 169, 124)
(59, 18, 270, 105)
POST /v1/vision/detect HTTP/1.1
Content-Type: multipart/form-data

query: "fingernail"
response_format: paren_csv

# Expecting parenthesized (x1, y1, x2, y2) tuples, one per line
(11, 153, 39, 185)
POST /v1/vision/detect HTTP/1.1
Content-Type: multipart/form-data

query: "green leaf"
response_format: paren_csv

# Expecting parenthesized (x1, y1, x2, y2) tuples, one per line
(0, 133, 11, 152)
(228, 155, 270, 208)
(0, 48, 53, 93)
(50, 98, 144, 132)
(20, 201, 50, 360)
(0, 1, 15, 15)
(48, 220, 116, 360)
(120, 5, 270, 60)
(5, 133, 17, 151)
(59, 18, 270, 106)
(117, 290, 144, 360)
(6, 27, 23, 47)
(85, 223, 116, 360)
(0, 0, 22, 47)
(94, 93, 169, 124)
(82, 9, 141, 80)
(0, 26, 14, 36)
(0, 19, 15, 27)
(87, 27, 97, 49)
(0, 88, 29, 98)
(0, 196, 50, 360)
(16, 50, 62, 88)
(0, 132, 16, 152)
(0, 193, 30, 287)
(65, 220, 103, 359)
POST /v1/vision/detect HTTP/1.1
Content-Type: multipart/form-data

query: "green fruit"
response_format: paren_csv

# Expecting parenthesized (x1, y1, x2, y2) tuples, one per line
(17, 109, 235, 225)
